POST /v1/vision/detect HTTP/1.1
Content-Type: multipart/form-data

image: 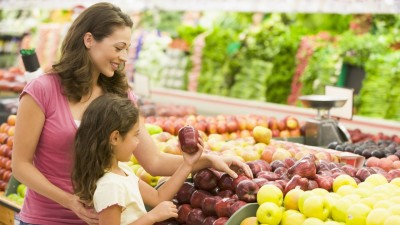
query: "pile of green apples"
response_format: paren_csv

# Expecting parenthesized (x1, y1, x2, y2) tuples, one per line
(7, 183, 26, 206)
(241, 174, 400, 225)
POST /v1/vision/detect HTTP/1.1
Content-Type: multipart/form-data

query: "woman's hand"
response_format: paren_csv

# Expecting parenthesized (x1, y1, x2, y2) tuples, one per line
(68, 195, 99, 225)
(208, 155, 253, 179)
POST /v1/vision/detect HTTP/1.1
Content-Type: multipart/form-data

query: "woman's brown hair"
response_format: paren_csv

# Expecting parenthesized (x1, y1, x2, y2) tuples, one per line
(72, 94, 139, 203)
(52, 2, 133, 102)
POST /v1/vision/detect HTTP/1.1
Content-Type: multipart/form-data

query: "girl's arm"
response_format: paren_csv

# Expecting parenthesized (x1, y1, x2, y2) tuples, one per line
(12, 95, 98, 224)
(139, 162, 193, 208)
(134, 119, 252, 178)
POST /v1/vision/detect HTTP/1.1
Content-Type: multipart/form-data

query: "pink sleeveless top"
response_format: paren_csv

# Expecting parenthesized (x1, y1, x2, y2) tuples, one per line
(18, 74, 136, 224)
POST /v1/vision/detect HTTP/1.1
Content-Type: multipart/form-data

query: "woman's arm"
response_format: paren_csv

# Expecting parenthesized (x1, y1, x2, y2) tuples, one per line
(12, 95, 98, 224)
(133, 120, 252, 178)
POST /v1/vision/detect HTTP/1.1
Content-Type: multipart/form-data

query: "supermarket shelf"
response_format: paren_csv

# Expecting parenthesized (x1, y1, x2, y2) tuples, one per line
(0, 192, 21, 213)
(0, 0, 399, 14)
(148, 87, 400, 136)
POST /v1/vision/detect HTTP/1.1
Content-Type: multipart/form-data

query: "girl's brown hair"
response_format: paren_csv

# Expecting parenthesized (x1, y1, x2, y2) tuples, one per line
(52, 2, 133, 102)
(72, 94, 139, 203)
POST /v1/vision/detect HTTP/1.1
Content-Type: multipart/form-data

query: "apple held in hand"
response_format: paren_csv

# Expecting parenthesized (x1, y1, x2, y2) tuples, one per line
(178, 125, 199, 154)
(256, 202, 283, 225)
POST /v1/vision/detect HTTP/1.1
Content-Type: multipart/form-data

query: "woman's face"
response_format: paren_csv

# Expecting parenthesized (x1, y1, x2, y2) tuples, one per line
(88, 26, 132, 77)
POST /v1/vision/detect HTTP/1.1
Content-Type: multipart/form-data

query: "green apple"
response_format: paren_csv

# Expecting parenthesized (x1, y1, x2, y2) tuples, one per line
(355, 187, 373, 198)
(373, 200, 392, 209)
(145, 123, 163, 135)
(364, 174, 388, 187)
(302, 217, 324, 225)
(312, 188, 329, 196)
(284, 188, 304, 211)
(136, 167, 160, 187)
(281, 210, 306, 225)
(298, 191, 317, 214)
(346, 203, 371, 225)
(390, 178, 400, 187)
(130, 155, 139, 164)
(324, 221, 344, 225)
(331, 198, 353, 222)
(252, 126, 272, 145)
(388, 205, 400, 215)
(366, 208, 391, 225)
(256, 202, 283, 225)
(130, 164, 142, 175)
(17, 184, 27, 198)
(257, 184, 283, 206)
(302, 195, 330, 221)
(336, 184, 357, 196)
(333, 175, 357, 193)
(383, 215, 400, 225)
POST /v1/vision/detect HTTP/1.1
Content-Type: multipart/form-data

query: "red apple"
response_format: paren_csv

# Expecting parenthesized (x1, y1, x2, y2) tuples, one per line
(193, 168, 218, 191)
(256, 171, 279, 181)
(202, 196, 222, 216)
(215, 198, 236, 218)
(213, 217, 229, 225)
(186, 208, 206, 225)
(232, 174, 251, 190)
(176, 182, 196, 204)
(178, 125, 200, 154)
(203, 216, 218, 225)
(252, 177, 269, 188)
(177, 204, 192, 224)
(253, 159, 272, 172)
(246, 161, 263, 177)
(190, 190, 212, 209)
(226, 120, 239, 133)
(154, 218, 180, 225)
(235, 180, 259, 203)
(228, 200, 247, 217)
(217, 190, 234, 198)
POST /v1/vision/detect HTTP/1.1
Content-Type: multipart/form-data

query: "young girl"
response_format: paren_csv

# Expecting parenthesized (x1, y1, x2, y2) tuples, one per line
(71, 94, 203, 225)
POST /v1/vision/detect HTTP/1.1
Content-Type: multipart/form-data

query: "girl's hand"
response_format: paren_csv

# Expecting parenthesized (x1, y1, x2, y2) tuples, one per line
(148, 201, 178, 223)
(181, 137, 204, 167)
(209, 155, 253, 179)
(68, 195, 99, 225)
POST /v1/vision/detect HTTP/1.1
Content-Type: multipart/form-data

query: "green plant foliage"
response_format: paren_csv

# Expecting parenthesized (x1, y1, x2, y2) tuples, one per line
(359, 52, 400, 120)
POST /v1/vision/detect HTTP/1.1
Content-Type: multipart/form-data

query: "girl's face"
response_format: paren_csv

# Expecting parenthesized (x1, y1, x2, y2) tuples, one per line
(88, 26, 132, 77)
(114, 122, 140, 162)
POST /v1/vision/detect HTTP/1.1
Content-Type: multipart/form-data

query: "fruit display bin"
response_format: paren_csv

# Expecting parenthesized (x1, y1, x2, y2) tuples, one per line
(273, 140, 365, 168)
(226, 203, 258, 225)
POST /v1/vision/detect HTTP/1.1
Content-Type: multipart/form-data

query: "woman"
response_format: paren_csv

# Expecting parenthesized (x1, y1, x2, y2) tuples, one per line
(12, 2, 251, 225)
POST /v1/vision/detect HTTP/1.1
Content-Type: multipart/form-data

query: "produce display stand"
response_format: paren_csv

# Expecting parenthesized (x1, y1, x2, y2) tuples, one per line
(149, 87, 400, 136)
(226, 203, 258, 225)
(0, 193, 20, 225)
